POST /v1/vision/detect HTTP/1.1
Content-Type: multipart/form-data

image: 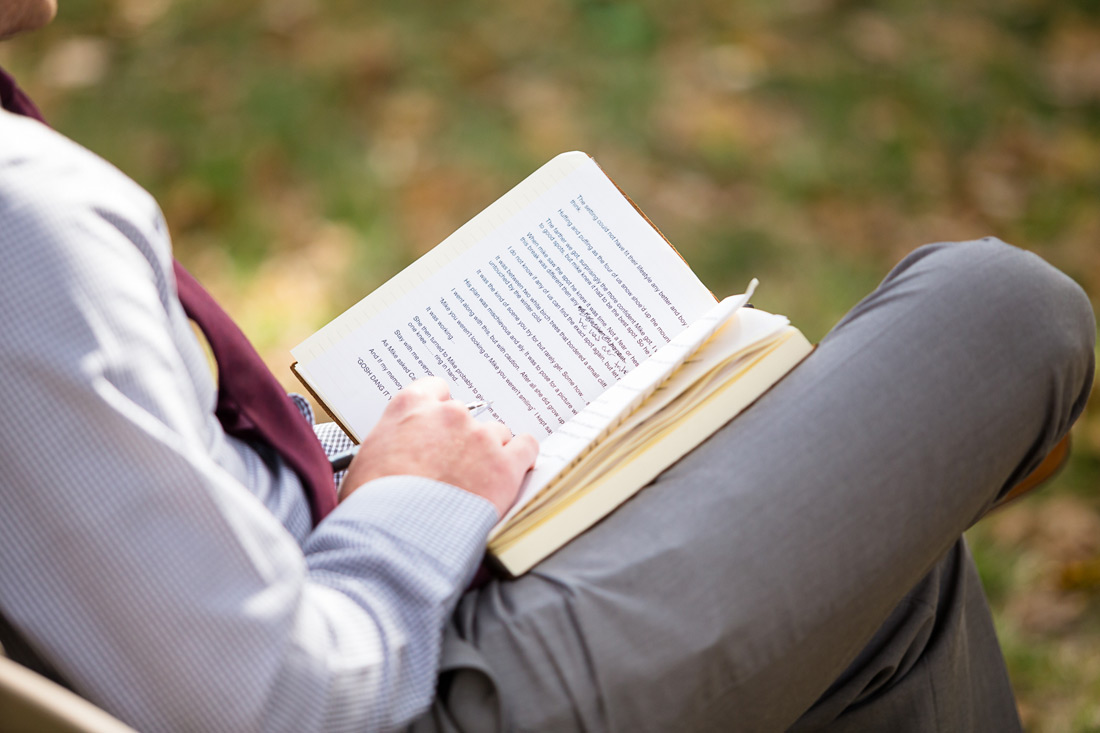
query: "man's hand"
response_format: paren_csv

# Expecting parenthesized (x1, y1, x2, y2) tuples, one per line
(339, 377, 539, 517)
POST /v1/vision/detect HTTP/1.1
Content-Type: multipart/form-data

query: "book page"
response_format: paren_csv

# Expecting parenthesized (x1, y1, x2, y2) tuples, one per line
(495, 289, 765, 529)
(502, 306, 790, 529)
(293, 154, 717, 441)
(489, 329, 813, 576)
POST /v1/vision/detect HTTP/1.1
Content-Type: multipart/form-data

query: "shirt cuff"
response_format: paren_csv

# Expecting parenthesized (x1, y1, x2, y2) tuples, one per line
(304, 476, 499, 591)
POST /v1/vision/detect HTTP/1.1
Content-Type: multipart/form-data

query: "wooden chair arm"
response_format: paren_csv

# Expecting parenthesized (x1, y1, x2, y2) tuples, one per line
(0, 654, 137, 733)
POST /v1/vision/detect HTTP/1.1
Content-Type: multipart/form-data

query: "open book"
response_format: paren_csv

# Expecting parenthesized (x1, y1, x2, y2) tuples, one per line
(291, 152, 812, 576)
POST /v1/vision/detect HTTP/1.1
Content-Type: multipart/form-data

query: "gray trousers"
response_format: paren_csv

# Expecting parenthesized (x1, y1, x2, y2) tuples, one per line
(412, 239, 1096, 732)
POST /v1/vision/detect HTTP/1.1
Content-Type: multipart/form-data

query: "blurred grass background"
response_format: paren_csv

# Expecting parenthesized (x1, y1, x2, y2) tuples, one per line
(3, 0, 1099, 728)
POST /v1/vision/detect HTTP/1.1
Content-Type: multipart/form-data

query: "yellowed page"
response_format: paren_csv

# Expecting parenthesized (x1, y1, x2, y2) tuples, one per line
(494, 288, 760, 531)
(490, 329, 813, 576)
(502, 307, 790, 527)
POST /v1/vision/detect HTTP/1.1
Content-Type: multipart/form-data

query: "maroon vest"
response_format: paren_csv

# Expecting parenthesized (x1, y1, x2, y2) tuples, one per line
(1, 69, 337, 525)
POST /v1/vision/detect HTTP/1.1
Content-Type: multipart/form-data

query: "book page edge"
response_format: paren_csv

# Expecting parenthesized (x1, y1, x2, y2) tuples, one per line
(489, 328, 813, 577)
(290, 362, 362, 443)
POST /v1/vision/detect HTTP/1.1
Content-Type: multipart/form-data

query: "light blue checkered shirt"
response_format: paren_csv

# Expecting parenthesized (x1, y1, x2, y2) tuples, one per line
(0, 109, 499, 732)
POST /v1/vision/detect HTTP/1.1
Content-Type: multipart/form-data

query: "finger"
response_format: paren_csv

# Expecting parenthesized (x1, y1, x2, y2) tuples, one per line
(502, 433, 539, 474)
(405, 376, 451, 401)
(485, 421, 513, 444)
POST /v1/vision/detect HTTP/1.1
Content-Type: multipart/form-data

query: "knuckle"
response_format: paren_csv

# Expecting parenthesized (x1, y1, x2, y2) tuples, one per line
(437, 400, 468, 425)
(389, 390, 415, 410)
(515, 433, 539, 458)
(472, 422, 499, 445)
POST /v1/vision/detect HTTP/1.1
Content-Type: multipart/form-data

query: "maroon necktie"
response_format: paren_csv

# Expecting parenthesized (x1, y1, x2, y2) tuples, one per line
(1, 68, 337, 525)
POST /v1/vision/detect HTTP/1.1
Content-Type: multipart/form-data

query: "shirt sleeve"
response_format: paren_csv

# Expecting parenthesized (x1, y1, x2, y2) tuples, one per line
(0, 114, 499, 732)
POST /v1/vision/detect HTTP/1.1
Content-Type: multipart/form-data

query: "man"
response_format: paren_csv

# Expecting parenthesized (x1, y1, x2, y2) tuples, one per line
(0, 2, 1094, 731)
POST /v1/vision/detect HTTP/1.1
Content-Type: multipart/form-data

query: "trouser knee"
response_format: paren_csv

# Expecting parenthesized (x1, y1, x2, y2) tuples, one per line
(894, 237, 1095, 399)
